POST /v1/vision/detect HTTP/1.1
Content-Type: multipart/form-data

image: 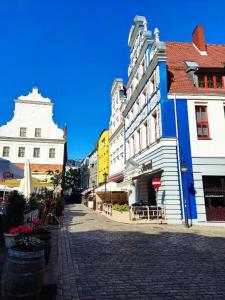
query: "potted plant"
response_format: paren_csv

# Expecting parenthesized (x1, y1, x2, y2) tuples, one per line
(1, 231, 44, 300)
(2, 191, 26, 248)
(32, 219, 52, 264)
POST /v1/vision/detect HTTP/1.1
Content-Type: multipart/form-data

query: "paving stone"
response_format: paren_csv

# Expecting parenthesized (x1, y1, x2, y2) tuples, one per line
(57, 204, 225, 300)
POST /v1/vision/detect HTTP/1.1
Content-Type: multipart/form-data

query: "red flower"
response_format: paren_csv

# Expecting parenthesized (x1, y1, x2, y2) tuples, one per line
(51, 200, 56, 206)
(9, 225, 33, 235)
(32, 219, 41, 226)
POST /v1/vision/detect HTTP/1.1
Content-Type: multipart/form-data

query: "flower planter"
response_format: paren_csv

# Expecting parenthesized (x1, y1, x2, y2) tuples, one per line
(1, 248, 45, 300)
(3, 233, 15, 249)
(34, 233, 52, 265)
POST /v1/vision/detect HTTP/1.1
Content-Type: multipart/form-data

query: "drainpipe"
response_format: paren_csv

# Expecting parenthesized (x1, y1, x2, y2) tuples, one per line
(173, 93, 186, 224)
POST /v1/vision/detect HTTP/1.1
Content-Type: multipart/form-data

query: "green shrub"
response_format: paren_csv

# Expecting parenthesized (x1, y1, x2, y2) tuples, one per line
(113, 204, 129, 213)
(28, 194, 41, 211)
(55, 197, 64, 216)
(3, 191, 26, 233)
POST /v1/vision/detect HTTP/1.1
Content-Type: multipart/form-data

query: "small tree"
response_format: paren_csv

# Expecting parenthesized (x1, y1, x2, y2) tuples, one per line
(64, 168, 81, 194)
(47, 170, 62, 190)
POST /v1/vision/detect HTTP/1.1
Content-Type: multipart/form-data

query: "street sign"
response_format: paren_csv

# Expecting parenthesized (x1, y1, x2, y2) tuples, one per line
(152, 178, 161, 190)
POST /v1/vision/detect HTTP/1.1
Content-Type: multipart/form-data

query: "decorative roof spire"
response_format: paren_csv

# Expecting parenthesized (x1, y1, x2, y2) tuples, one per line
(154, 27, 160, 42)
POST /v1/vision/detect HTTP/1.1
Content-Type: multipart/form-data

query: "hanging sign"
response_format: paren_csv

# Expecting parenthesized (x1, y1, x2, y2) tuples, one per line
(152, 178, 161, 190)
(142, 161, 152, 172)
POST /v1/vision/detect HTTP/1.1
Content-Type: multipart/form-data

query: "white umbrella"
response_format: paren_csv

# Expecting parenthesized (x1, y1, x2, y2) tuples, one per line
(19, 159, 33, 199)
(95, 181, 121, 192)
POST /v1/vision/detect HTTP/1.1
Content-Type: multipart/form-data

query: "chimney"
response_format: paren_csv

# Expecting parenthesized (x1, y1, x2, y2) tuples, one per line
(192, 25, 207, 54)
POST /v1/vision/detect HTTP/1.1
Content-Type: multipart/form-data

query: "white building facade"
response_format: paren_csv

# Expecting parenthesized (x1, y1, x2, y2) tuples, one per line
(109, 79, 126, 183)
(0, 87, 66, 182)
(165, 25, 225, 224)
(122, 16, 181, 224)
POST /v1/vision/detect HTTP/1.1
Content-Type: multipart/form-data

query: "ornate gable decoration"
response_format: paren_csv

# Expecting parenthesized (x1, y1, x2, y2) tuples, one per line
(128, 16, 153, 76)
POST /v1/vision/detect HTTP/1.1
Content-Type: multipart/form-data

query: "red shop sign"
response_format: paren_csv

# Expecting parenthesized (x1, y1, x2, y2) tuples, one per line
(152, 178, 161, 190)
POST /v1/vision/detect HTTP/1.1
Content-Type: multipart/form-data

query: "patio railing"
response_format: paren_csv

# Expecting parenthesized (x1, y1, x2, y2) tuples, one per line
(130, 205, 166, 222)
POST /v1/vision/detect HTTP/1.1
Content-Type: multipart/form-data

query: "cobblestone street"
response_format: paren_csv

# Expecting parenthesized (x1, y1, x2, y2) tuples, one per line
(57, 204, 225, 300)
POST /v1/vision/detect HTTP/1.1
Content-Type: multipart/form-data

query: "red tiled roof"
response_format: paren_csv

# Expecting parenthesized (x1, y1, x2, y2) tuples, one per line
(166, 42, 225, 94)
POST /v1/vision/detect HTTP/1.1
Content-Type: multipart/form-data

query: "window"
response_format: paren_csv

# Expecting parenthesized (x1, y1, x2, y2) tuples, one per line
(33, 148, 40, 158)
(2, 146, 9, 157)
(132, 135, 135, 156)
(49, 148, 55, 158)
(150, 74, 156, 94)
(102, 138, 106, 147)
(197, 73, 224, 89)
(195, 106, 210, 139)
(137, 129, 141, 152)
(20, 127, 27, 137)
(144, 121, 148, 148)
(152, 112, 158, 141)
(18, 147, 25, 157)
(127, 140, 130, 159)
(35, 128, 41, 137)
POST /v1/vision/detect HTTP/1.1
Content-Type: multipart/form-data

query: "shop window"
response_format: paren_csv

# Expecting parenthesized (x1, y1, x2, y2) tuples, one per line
(18, 147, 25, 157)
(197, 73, 224, 89)
(195, 106, 210, 139)
(2, 146, 9, 157)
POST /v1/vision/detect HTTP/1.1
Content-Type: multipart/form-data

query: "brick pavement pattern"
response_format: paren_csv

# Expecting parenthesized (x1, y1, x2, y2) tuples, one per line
(57, 204, 225, 300)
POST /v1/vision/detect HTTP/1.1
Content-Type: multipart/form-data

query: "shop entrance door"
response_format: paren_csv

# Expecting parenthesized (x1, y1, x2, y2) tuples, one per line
(147, 176, 156, 206)
(203, 176, 225, 221)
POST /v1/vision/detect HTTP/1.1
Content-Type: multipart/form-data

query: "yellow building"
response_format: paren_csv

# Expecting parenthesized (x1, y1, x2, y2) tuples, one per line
(98, 129, 110, 185)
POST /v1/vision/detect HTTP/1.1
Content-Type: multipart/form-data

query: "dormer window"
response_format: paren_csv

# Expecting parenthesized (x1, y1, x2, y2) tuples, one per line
(197, 73, 224, 89)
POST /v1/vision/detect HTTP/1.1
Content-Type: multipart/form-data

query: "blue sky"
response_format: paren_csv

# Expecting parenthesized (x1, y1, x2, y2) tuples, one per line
(0, 0, 224, 159)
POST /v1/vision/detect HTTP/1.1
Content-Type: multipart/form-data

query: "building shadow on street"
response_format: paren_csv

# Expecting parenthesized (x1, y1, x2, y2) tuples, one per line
(68, 228, 225, 299)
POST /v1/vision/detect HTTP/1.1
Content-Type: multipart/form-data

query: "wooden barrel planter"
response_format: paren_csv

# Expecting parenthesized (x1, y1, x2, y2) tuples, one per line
(1, 248, 45, 300)
(35, 233, 52, 264)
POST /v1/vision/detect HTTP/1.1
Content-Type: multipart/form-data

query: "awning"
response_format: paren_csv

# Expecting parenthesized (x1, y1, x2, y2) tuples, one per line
(0, 158, 24, 180)
(81, 187, 93, 195)
(117, 180, 132, 192)
(95, 182, 122, 193)
(110, 174, 124, 183)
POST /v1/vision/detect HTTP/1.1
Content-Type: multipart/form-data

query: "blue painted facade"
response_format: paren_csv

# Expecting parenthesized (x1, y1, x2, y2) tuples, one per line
(176, 99, 197, 220)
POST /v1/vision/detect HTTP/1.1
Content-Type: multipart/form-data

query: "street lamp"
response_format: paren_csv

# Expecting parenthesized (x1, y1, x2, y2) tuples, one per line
(103, 172, 108, 203)
(181, 162, 189, 228)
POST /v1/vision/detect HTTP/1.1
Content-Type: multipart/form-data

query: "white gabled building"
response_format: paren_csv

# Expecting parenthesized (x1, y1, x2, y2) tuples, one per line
(0, 87, 66, 182)
(109, 79, 126, 183)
